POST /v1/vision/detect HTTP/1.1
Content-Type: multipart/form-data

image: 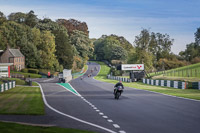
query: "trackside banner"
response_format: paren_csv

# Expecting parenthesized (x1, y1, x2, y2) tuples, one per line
(121, 64, 144, 70)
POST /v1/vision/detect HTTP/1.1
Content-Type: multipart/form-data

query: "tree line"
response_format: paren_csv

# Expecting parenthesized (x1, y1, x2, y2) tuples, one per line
(0, 10, 199, 73)
(0, 11, 93, 72)
(93, 28, 200, 73)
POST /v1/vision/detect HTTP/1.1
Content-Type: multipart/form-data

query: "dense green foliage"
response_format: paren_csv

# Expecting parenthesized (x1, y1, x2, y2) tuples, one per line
(94, 35, 130, 62)
(70, 30, 94, 70)
(0, 11, 92, 71)
(179, 28, 200, 64)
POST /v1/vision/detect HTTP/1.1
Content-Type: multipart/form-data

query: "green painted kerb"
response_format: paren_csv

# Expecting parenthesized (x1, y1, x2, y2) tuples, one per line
(57, 83, 79, 95)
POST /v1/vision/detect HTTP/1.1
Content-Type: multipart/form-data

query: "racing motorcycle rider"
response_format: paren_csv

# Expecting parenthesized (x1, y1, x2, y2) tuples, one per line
(114, 80, 124, 94)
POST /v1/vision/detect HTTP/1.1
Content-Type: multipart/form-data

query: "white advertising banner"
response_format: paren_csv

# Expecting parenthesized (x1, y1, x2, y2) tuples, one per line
(121, 64, 144, 70)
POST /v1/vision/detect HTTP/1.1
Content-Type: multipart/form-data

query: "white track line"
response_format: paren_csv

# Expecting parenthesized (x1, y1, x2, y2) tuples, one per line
(113, 124, 120, 128)
(119, 130, 126, 133)
(108, 119, 113, 123)
(37, 83, 117, 133)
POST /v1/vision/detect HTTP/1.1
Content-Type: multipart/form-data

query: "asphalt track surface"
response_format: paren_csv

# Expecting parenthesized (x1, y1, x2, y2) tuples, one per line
(0, 62, 200, 133)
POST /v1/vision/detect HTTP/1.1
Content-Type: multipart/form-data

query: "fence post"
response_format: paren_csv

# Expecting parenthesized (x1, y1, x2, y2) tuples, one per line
(174, 81, 178, 88)
(1, 84, 4, 92)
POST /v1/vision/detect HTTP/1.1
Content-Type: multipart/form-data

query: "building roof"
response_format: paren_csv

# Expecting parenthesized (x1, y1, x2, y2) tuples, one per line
(9, 49, 24, 57)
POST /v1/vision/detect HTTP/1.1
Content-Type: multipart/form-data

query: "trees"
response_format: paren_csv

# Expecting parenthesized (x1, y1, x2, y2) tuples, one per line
(179, 28, 200, 63)
(35, 19, 74, 69)
(195, 27, 200, 45)
(0, 21, 41, 68)
(0, 11, 6, 25)
(94, 35, 128, 62)
(70, 30, 93, 70)
(134, 29, 174, 71)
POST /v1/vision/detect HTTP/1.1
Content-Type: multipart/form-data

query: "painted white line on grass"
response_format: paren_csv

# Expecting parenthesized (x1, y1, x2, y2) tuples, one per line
(37, 82, 117, 133)
(113, 124, 120, 128)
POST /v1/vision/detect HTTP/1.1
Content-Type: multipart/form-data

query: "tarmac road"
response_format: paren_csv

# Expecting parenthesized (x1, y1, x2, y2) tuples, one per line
(0, 62, 200, 133)
(70, 62, 200, 133)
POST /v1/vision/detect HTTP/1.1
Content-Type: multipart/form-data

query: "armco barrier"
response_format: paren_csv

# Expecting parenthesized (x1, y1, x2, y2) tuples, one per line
(142, 79, 187, 89)
(192, 82, 200, 90)
(0, 81, 16, 93)
(107, 75, 131, 82)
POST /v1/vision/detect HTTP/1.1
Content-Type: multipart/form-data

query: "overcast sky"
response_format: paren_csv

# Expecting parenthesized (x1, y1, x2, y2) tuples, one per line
(0, 0, 200, 54)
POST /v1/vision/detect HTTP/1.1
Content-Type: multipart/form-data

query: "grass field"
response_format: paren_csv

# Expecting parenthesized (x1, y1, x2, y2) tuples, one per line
(0, 86, 44, 115)
(149, 62, 200, 78)
(94, 61, 200, 100)
(0, 121, 94, 133)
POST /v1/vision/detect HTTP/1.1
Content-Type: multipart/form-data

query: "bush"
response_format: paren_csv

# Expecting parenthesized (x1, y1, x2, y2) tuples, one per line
(21, 68, 28, 73)
(28, 69, 39, 74)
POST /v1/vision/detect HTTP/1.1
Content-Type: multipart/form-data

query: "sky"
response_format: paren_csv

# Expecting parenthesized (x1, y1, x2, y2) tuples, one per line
(0, 0, 200, 54)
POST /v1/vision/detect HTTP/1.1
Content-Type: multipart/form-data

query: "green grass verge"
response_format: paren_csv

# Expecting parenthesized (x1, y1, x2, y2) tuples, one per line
(152, 75, 200, 82)
(90, 61, 110, 80)
(11, 71, 42, 78)
(0, 86, 44, 115)
(0, 121, 94, 133)
(149, 62, 200, 78)
(94, 61, 200, 100)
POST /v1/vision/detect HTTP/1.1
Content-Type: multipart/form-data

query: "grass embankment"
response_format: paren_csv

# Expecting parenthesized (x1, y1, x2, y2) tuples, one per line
(148, 62, 200, 80)
(93, 61, 200, 100)
(0, 121, 94, 133)
(90, 61, 110, 80)
(0, 86, 44, 115)
(152, 75, 200, 82)
(11, 71, 42, 78)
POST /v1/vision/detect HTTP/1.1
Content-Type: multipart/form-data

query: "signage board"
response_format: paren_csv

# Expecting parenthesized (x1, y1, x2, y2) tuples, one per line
(121, 64, 144, 70)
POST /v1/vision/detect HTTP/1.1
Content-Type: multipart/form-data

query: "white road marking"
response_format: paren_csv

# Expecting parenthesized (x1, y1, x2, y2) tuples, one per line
(103, 116, 108, 119)
(96, 110, 100, 112)
(37, 82, 117, 133)
(108, 119, 113, 123)
(119, 131, 126, 133)
(113, 124, 120, 128)
(99, 112, 104, 115)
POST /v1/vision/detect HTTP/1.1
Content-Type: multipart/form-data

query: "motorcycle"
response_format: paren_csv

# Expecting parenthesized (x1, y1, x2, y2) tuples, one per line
(114, 86, 123, 100)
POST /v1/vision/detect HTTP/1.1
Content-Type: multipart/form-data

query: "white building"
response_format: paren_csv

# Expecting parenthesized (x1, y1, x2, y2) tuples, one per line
(0, 63, 13, 78)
